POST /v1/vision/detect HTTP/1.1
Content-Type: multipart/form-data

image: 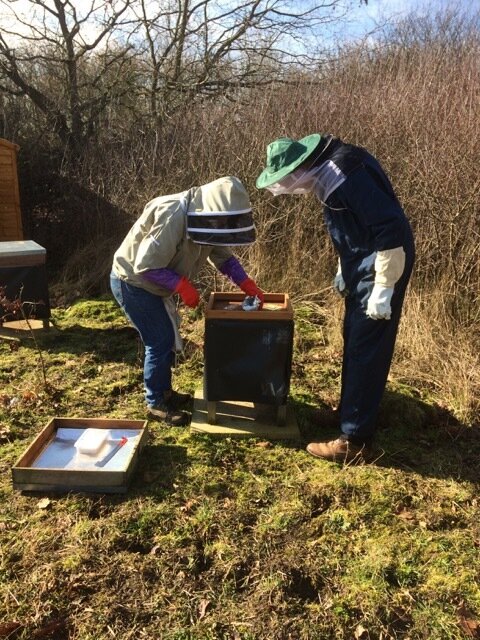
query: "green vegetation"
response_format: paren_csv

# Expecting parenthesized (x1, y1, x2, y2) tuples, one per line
(0, 299, 479, 639)
(1, 5, 479, 638)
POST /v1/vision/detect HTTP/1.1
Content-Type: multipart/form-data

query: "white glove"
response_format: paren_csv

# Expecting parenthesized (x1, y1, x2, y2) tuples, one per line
(374, 247, 405, 286)
(333, 261, 347, 297)
(366, 284, 394, 320)
(333, 271, 347, 297)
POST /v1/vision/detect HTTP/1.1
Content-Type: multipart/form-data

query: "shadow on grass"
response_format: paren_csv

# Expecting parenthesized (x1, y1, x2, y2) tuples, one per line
(129, 441, 191, 498)
(38, 324, 142, 362)
(15, 324, 200, 368)
(294, 390, 480, 484)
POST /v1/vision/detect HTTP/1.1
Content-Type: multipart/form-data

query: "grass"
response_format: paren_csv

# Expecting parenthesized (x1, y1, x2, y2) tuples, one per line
(0, 297, 479, 639)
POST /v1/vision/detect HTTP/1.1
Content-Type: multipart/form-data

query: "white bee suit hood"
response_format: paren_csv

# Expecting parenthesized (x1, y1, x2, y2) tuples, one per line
(186, 176, 256, 246)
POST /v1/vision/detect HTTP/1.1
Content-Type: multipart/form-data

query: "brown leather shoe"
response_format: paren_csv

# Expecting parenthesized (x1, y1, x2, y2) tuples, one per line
(306, 437, 371, 463)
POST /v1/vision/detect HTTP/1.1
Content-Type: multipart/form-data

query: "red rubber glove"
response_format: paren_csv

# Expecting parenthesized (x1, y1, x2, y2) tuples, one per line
(239, 277, 265, 309)
(174, 276, 200, 308)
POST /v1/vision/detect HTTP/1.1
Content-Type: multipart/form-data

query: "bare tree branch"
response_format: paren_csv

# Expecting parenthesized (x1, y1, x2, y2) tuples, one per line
(0, 0, 134, 153)
(0, 0, 361, 151)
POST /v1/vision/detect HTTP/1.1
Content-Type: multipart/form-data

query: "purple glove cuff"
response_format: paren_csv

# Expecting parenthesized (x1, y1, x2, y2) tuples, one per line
(219, 256, 248, 286)
(141, 268, 182, 291)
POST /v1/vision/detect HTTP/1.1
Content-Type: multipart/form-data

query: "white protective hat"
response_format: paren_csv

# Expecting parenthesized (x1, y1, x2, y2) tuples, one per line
(186, 176, 256, 246)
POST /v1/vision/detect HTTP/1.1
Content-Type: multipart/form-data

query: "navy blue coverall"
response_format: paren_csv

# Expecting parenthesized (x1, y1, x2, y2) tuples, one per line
(320, 144, 415, 445)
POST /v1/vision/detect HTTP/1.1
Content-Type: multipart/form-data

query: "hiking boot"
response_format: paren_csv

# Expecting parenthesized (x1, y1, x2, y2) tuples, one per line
(164, 389, 192, 408)
(148, 401, 190, 427)
(306, 437, 372, 464)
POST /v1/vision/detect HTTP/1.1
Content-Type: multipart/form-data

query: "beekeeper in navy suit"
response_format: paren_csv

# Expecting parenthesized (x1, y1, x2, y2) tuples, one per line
(256, 134, 415, 462)
(111, 176, 264, 426)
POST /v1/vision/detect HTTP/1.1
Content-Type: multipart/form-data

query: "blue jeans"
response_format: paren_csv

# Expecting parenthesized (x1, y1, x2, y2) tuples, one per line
(110, 274, 174, 407)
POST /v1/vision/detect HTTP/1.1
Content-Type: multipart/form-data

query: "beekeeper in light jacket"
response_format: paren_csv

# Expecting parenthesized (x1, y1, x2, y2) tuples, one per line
(257, 134, 415, 462)
(111, 176, 263, 426)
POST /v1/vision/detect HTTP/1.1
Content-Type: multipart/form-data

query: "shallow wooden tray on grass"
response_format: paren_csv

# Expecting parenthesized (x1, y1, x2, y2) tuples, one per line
(12, 417, 148, 494)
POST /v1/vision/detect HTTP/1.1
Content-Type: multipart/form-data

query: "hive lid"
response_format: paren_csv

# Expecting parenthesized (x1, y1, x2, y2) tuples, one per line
(0, 240, 46, 257)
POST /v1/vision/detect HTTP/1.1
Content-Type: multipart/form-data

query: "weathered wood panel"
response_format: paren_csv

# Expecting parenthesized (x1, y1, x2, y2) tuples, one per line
(0, 139, 23, 241)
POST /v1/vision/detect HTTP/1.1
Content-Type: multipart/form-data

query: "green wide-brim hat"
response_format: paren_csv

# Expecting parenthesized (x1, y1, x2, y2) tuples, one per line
(256, 133, 322, 189)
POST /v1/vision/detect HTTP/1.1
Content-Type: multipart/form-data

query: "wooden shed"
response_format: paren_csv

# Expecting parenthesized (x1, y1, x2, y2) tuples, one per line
(0, 138, 23, 241)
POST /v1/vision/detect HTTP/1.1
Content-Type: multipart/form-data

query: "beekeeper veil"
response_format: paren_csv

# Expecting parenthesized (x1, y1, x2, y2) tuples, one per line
(186, 176, 256, 246)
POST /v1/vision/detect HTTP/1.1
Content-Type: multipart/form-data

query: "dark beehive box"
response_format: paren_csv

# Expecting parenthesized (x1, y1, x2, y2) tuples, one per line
(204, 292, 294, 407)
(0, 240, 51, 322)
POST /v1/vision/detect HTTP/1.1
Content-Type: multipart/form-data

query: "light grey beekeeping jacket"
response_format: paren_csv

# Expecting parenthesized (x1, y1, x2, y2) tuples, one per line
(112, 178, 252, 296)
